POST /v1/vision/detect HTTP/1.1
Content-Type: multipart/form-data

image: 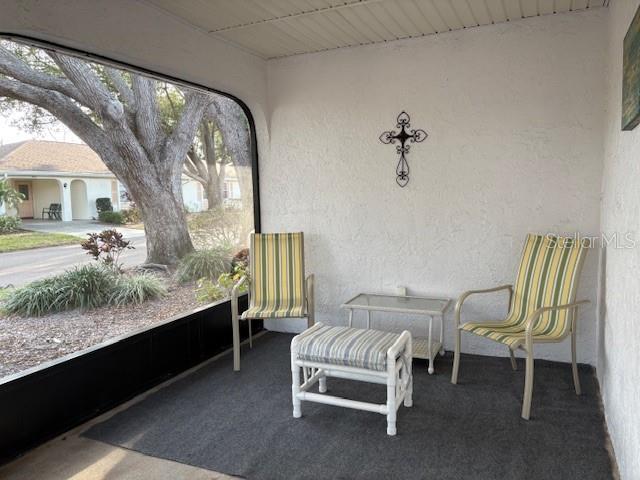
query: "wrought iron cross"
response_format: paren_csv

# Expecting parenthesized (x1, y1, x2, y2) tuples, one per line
(379, 111, 428, 187)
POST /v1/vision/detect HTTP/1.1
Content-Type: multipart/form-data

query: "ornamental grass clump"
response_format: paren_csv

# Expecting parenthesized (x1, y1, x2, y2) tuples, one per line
(176, 246, 232, 283)
(109, 273, 167, 306)
(3, 276, 62, 317)
(55, 264, 118, 311)
(3, 264, 167, 316)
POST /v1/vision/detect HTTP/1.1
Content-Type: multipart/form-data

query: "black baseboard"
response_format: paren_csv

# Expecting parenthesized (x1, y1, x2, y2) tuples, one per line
(0, 295, 260, 464)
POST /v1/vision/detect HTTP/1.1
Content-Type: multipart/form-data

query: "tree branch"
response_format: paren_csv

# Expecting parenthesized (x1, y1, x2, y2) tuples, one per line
(0, 77, 117, 163)
(164, 91, 210, 181)
(104, 67, 135, 108)
(0, 46, 87, 106)
(48, 52, 125, 125)
(208, 97, 250, 168)
(131, 76, 163, 156)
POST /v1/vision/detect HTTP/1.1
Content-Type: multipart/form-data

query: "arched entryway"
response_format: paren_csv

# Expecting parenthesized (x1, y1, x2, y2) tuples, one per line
(70, 179, 89, 220)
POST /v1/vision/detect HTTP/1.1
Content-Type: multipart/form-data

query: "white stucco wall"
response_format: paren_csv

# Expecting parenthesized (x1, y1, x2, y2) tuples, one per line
(83, 178, 112, 219)
(599, 1, 640, 478)
(182, 180, 204, 213)
(264, 10, 607, 365)
(32, 179, 61, 218)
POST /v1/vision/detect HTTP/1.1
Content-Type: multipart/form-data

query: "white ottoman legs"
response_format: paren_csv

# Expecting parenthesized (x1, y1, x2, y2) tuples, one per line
(291, 324, 413, 436)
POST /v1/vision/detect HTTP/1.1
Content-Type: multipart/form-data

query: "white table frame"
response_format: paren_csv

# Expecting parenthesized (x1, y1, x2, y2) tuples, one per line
(341, 293, 450, 374)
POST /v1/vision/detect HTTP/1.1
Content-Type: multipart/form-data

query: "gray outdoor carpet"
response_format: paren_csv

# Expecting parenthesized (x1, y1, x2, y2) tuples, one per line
(83, 332, 614, 480)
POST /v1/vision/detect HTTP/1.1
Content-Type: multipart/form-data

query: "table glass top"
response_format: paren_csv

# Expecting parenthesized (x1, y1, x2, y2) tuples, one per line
(342, 293, 449, 314)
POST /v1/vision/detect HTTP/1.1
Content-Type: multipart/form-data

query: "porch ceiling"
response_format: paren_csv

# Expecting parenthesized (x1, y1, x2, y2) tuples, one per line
(142, 0, 609, 59)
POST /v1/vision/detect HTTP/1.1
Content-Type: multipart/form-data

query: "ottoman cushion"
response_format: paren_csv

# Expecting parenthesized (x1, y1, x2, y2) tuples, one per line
(296, 324, 400, 371)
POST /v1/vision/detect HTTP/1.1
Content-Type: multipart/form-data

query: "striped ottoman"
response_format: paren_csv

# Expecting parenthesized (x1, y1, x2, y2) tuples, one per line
(290, 323, 413, 435)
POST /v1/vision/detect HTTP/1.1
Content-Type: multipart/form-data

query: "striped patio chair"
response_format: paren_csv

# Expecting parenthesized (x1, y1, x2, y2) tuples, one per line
(451, 234, 590, 419)
(231, 232, 314, 371)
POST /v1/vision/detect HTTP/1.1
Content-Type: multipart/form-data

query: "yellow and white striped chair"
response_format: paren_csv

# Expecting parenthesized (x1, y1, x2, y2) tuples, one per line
(231, 232, 314, 371)
(451, 234, 590, 419)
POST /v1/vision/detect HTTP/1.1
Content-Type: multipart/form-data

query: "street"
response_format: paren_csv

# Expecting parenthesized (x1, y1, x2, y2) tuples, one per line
(0, 221, 148, 287)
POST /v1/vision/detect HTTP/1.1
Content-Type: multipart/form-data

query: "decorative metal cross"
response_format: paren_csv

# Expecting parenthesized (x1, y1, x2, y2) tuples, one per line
(379, 111, 428, 187)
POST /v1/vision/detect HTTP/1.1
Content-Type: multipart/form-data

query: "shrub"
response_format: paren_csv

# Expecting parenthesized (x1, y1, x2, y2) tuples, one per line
(95, 197, 113, 213)
(3, 264, 167, 316)
(121, 205, 141, 224)
(0, 178, 25, 210)
(98, 211, 124, 224)
(195, 278, 226, 303)
(3, 276, 61, 316)
(0, 215, 21, 234)
(55, 264, 118, 311)
(3, 264, 116, 316)
(81, 229, 133, 270)
(187, 207, 253, 250)
(176, 247, 231, 283)
(196, 263, 249, 303)
(109, 273, 167, 306)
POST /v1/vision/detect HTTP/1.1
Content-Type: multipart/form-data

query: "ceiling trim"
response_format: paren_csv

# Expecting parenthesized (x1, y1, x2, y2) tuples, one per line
(140, 0, 609, 61)
(207, 0, 388, 34)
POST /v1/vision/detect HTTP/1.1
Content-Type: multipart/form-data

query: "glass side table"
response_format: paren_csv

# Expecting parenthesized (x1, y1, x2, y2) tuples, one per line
(341, 293, 451, 374)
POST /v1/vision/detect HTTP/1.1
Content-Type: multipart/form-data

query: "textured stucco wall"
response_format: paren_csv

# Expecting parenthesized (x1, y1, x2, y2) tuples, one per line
(32, 179, 60, 218)
(599, 1, 640, 478)
(264, 10, 607, 365)
(83, 178, 113, 218)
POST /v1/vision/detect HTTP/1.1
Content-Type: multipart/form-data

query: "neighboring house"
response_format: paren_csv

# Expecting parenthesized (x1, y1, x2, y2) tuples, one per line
(0, 140, 240, 220)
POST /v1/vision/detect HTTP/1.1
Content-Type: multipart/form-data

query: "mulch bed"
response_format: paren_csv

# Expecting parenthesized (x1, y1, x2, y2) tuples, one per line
(0, 281, 205, 379)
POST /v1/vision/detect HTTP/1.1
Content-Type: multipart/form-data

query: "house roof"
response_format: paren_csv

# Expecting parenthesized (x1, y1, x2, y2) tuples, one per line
(0, 140, 111, 175)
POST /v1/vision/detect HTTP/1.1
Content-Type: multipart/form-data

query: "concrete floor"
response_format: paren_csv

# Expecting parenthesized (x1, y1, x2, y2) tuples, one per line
(0, 343, 246, 480)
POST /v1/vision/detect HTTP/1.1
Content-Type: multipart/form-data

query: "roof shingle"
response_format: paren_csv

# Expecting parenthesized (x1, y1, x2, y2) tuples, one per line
(0, 140, 111, 174)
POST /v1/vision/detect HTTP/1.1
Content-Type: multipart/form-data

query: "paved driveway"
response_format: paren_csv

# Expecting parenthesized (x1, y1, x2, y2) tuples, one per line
(21, 219, 146, 239)
(0, 220, 147, 287)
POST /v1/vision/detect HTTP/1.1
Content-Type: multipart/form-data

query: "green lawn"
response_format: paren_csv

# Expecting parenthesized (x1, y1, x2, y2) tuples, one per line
(0, 231, 80, 253)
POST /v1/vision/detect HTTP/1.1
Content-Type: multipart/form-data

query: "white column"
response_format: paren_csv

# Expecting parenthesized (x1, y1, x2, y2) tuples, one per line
(0, 201, 5, 216)
(59, 179, 73, 221)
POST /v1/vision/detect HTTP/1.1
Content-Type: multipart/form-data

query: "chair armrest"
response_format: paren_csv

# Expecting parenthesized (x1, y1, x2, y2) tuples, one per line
(454, 284, 513, 328)
(231, 275, 247, 300)
(230, 275, 248, 372)
(231, 275, 247, 317)
(388, 330, 412, 360)
(524, 300, 590, 337)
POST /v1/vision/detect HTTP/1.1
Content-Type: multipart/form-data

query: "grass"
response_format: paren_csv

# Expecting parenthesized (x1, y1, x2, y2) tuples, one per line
(0, 231, 79, 253)
(176, 247, 232, 283)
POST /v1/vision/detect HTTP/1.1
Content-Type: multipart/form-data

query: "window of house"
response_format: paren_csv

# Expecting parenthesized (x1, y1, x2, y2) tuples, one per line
(0, 38, 258, 380)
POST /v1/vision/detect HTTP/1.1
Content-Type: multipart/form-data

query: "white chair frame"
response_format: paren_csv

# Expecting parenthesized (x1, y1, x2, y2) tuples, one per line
(290, 323, 413, 436)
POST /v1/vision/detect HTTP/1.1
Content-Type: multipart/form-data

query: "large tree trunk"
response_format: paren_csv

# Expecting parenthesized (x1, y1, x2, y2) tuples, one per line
(210, 99, 252, 210)
(206, 175, 222, 210)
(133, 182, 194, 264)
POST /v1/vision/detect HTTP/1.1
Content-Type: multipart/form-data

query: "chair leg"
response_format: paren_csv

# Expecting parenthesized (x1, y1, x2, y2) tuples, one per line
(248, 318, 253, 349)
(386, 377, 397, 436)
(291, 355, 302, 418)
(521, 347, 535, 420)
(232, 302, 241, 372)
(571, 329, 582, 396)
(509, 347, 517, 371)
(451, 328, 461, 384)
(319, 371, 327, 393)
